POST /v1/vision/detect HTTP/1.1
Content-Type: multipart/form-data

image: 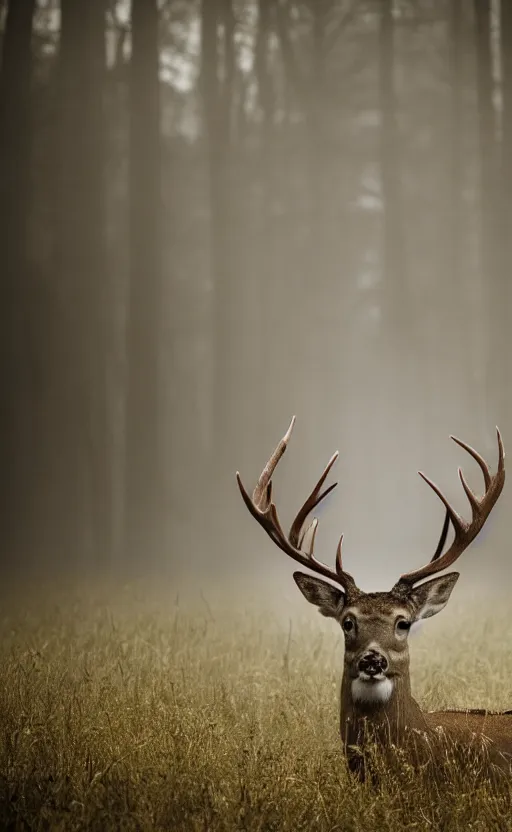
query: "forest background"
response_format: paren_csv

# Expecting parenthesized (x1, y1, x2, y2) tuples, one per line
(0, 0, 510, 595)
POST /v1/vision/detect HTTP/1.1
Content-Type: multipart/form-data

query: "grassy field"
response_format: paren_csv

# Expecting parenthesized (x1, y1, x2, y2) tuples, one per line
(0, 580, 511, 831)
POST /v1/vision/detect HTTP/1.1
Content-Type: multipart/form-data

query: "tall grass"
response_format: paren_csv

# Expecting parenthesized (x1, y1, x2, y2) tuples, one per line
(0, 582, 511, 830)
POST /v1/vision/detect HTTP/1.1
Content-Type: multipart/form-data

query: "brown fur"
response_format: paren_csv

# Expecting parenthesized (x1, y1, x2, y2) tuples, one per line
(294, 575, 512, 779)
(237, 418, 509, 779)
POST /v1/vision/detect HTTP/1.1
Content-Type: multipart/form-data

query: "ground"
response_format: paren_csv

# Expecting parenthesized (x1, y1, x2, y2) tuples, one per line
(0, 578, 511, 830)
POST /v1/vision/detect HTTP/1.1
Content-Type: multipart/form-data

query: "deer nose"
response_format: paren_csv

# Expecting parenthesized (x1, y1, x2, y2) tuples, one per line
(358, 650, 388, 676)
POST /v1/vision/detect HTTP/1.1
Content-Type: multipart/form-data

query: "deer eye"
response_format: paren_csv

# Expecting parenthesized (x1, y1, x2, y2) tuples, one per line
(396, 619, 411, 632)
(342, 618, 354, 633)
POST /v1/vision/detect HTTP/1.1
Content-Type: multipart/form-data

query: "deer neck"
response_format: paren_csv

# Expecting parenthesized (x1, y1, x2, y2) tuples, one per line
(339, 669, 428, 748)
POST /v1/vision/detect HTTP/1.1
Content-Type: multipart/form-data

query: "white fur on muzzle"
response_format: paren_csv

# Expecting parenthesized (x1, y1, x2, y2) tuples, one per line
(351, 675, 393, 705)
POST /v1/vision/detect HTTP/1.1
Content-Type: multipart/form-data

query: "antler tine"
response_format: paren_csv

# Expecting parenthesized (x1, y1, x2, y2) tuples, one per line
(252, 415, 296, 509)
(236, 418, 356, 592)
(299, 518, 318, 555)
(431, 509, 450, 562)
(336, 534, 344, 573)
(450, 434, 494, 490)
(289, 451, 339, 547)
(299, 518, 337, 578)
(396, 429, 505, 587)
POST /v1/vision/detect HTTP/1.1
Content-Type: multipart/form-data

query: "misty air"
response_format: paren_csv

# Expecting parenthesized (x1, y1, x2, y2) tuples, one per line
(0, 0, 511, 828)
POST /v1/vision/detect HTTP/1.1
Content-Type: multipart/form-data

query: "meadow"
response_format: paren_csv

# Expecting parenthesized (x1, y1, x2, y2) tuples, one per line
(1, 579, 511, 831)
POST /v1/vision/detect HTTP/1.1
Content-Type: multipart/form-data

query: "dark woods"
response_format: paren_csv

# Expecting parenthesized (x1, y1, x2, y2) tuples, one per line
(0, 0, 510, 580)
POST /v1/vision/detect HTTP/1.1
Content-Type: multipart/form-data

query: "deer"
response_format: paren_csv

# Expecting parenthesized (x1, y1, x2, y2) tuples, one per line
(236, 417, 512, 778)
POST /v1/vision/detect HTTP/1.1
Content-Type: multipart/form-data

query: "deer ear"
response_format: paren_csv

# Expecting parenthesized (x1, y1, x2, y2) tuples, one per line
(293, 572, 345, 618)
(410, 572, 460, 620)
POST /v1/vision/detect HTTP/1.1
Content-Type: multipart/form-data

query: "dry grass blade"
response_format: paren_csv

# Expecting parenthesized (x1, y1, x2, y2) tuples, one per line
(0, 586, 511, 830)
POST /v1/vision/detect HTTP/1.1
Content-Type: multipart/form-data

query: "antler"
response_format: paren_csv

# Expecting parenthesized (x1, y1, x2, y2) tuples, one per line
(236, 416, 356, 593)
(396, 429, 505, 587)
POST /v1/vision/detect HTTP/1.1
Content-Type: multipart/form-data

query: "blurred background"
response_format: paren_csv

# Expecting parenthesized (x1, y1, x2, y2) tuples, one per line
(0, 0, 510, 597)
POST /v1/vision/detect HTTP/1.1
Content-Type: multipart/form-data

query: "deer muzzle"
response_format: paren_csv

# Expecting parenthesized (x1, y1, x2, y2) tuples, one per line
(357, 649, 388, 678)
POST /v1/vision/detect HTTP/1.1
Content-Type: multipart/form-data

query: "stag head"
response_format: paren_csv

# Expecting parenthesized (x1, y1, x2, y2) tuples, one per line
(236, 418, 505, 707)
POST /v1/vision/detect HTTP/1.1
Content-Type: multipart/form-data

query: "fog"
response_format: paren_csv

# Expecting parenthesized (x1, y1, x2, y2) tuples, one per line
(0, 0, 510, 601)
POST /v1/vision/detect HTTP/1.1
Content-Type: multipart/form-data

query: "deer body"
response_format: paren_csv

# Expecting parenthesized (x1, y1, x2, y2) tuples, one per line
(424, 710, 512, 769)
(297, 576, 512, 776)
(236, 417, 512, 777)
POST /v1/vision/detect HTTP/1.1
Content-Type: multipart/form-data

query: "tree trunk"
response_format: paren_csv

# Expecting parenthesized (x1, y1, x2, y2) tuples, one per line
(54, 0, 110, 567)
(377, 0, 411, 532)
(442, 0, 473, 437)
(474, 0, 504, 437)
(124, 0, 163, 572)
(449, 0, 463, 296)
(502, 0, 512, 210)
(379, 0, 406, 336)
(301, 1, 339, 475)
(497, 0, 512, 436)
(252, 0, 276, 454)
(0, 0, 36, 561)
(201, 0, 235, 519)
